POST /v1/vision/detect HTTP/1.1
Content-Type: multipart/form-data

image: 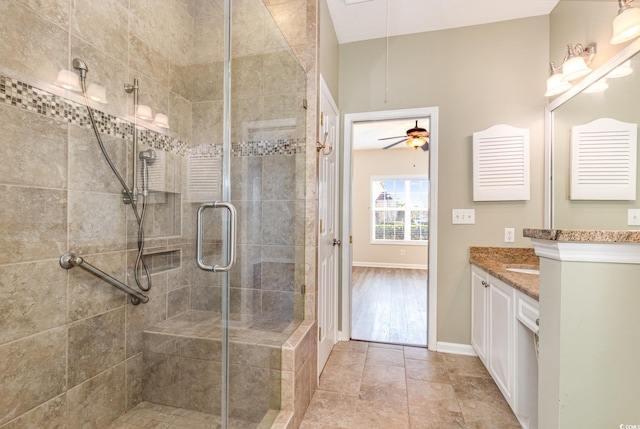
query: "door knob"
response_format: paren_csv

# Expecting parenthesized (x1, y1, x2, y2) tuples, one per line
(333, 238, 342, 246)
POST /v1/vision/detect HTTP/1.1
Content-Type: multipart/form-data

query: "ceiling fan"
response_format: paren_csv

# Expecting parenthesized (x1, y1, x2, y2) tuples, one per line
(379, 120, 429, 151)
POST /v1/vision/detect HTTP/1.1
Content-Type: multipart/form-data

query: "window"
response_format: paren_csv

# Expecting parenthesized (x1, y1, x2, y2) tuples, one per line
(371, 176, 429, 243)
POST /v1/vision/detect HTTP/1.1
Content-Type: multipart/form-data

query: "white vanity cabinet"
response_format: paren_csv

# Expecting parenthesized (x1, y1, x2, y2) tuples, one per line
(472, 264, 541, 429)
(470, 265, 489, 363)
(471, 265, 516, 407)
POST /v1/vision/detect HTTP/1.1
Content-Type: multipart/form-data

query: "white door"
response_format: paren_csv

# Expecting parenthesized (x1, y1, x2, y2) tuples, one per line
(318, 76, 339, 376)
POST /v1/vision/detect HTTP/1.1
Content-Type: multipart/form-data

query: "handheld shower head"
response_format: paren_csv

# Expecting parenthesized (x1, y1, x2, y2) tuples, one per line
(72, 58, 89, 81)
(139, 149, 156, 163)
(139, 149, 156, 197)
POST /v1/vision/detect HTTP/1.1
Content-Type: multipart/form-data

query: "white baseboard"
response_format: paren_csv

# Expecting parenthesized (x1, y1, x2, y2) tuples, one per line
(435, 342, 477, 356)
(352, 261, 428, 270)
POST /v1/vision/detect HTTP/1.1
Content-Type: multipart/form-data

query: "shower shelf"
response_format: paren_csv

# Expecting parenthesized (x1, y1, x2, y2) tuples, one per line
(59, 252, 149, 305)
(143, 248, 181, 274)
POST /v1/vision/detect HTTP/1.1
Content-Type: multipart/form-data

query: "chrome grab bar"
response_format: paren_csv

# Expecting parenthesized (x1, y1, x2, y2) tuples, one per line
(196, 201, 237, 272)
(59, 252, 149, 305)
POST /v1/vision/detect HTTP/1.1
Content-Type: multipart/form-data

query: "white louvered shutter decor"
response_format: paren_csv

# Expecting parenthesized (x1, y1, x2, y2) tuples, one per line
(187, 148, 221, 202)
(570, 118, 637, 200)
(142, 148, 166, 192)
(473, 124, 530, 201)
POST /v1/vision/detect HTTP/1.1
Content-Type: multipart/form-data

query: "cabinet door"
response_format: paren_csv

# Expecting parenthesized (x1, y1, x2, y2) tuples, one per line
(488, 276, 516, 407)
(471, 266, 488, 364)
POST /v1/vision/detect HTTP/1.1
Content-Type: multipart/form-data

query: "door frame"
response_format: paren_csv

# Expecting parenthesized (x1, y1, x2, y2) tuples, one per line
(340, 107, 439, 351)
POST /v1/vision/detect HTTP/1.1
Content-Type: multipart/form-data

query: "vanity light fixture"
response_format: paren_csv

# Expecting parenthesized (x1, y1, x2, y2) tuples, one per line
(153, 113, 170, 129)
(545, 43, 597, 97)
(583, 78, 609, 93)
(53, 69, 109, 104)
(53, 69, 81, 91)
(608, 60, 634, 78)
(561, 44, 596, 82)
(611, 0, 640, 44)
(545, 62, 573, 97)
(135, 105, 170, 129)
(87, 83, 107, 104)
(135, 104, 153, 120)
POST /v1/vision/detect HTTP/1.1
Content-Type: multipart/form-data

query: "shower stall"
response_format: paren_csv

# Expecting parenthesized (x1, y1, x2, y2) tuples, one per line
(0, 1, 312, 428)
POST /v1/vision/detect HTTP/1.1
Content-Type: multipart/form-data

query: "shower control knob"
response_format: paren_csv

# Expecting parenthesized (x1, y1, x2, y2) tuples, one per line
(332, 238, 342, 246)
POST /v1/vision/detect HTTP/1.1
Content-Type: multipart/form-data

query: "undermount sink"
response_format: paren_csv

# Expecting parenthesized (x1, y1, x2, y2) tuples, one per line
(504, 266, 540, 275)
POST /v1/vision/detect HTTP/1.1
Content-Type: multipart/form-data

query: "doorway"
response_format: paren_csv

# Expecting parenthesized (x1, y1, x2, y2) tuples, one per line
(341, 108, 439, 350)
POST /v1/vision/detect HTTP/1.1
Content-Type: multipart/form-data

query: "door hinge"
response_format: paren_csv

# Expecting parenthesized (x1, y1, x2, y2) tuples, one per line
(301, 284, 306, 295)
(319, 219, 323, 233)
(350, 235, 353, 244)
(318, 326, 322, 340)
(302, 98, 308, 109)
(320, 111, 324, 126)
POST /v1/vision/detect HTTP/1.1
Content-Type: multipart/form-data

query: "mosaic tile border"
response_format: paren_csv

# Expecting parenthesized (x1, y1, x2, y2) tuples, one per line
(0, 73, 305, 158)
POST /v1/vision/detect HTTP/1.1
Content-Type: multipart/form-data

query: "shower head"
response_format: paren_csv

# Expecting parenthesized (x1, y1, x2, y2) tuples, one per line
(72, 58, 89, 81)
(139, 149, 156, 163)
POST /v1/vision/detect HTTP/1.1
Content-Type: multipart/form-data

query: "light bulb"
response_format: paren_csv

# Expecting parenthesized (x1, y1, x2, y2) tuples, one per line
(87, 83, 107, 103)
(611, 4, 640, 44)
(53, 70, 81, 91)
(608, 60, 633, 78)
(406, 137, 426, 149)
(583, 78, 609, 93)
(545, 73, 572, 97)
(136, 104, 153, 120)
(153, 113, 170, 129)
(562, 56, 591, 82)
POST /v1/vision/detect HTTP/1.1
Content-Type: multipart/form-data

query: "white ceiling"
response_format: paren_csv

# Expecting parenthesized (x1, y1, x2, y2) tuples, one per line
(331, 0, 561, 150)
(326, 0, 560, 44)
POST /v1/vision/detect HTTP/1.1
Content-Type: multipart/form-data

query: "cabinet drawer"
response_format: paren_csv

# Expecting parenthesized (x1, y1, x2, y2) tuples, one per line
(517, 294, 539, 334)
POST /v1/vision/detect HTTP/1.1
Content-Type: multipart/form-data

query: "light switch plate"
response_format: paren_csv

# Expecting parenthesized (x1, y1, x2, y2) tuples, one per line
(452, 209, 475, 224)
(628, 209, 640, 226)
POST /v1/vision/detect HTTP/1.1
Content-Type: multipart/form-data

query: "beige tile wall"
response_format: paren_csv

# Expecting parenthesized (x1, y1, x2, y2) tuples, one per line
(265, 0, 320, 427)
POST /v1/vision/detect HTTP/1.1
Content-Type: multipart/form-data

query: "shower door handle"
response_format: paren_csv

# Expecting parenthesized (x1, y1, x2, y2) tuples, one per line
(196, 201, 237, 272)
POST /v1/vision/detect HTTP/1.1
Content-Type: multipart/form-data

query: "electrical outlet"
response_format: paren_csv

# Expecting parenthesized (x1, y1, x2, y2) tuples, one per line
(628, 209, 640, 226)
(504, 228, 515, 243)
(452, 209, 475, 224)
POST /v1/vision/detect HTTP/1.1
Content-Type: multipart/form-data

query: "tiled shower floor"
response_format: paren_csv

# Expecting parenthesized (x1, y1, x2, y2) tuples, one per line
(107, 401, 279, 429)
(106, 310, 300, 428)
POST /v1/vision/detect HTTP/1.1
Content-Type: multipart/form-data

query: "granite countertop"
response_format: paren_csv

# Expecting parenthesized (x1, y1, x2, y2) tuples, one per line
(524, 228, 640, 242)
(469, 247, 540, 300)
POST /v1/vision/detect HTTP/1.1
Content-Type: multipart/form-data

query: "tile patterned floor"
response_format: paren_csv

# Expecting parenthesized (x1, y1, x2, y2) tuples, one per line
(300, 341, 522, 429)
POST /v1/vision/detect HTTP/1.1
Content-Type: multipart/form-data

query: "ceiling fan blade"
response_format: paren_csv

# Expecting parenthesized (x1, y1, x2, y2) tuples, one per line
(383, 138, 407, 149)
(378, 135, 407, 141)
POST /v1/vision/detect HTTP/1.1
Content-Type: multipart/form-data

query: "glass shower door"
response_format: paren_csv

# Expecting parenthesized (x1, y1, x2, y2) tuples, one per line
(195, 0, 307, 427)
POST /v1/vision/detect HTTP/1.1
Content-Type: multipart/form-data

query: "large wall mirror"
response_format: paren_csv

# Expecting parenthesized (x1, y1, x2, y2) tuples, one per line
(547, 38, 640, 229)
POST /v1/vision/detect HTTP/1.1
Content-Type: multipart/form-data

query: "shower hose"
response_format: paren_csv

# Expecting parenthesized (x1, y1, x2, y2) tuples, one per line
(79, 78, 153, 293)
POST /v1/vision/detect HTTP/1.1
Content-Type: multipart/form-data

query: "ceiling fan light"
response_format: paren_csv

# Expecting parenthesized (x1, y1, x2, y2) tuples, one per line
(406, 137, 427, 149)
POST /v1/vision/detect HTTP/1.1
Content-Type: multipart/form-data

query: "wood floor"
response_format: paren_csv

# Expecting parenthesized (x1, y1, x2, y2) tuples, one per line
(351, 266, 427, 346)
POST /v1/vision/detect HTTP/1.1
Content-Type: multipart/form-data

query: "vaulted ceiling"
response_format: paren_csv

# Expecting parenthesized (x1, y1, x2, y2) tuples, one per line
(325, 0, 560, 44)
